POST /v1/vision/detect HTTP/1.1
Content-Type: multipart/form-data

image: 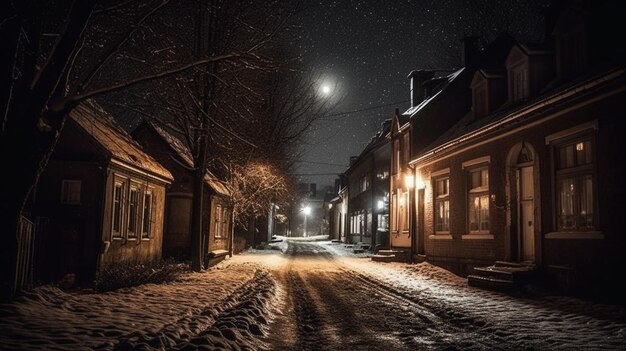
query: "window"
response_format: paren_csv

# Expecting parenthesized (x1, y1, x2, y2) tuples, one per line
(360, 175, 370, 192)
(393, 140, 400, 174)
(214, 204, 222, 238)
(399, 191, 409, 231)
(511, 65, 529, 101)
(473, 86, 488, 118)
(391, 192, 398, 232)
(61, 180, 81, 205)
(555, 136, 595, 231)
(127, 185, 139, 239)
(112, 181, 125, 238)
(222, 208, 229, 238)
(111, 176, 156, 240)
(435, 177, 450, 232)
(468, 167, 489, 233)
(141, 190, 152, 239)
(377, 213, 389, 231)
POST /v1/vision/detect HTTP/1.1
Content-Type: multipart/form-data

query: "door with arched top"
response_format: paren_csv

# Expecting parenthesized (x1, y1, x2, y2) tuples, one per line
(519, 165, 535, 261)
(516, 143, 535, 262)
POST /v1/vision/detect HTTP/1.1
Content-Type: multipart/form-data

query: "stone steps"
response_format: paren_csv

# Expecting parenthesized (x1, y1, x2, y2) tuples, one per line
(371, 249, 409, 263)
(468, 261, 538, 292)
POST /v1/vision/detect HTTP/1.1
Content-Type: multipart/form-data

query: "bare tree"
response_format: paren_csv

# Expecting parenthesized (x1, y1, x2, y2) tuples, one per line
(0, 0, 304, 298)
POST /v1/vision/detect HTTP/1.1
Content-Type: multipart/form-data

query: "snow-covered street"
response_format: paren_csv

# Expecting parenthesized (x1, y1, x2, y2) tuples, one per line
(1, 237, 625, 350)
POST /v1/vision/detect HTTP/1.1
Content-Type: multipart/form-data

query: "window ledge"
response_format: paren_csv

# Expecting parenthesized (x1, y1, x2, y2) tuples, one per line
(141, 238, 150, 241)
(429, 234, 452, 240)
(462, 233, 494, 240)
(112, 237, 123, 241)
(545, 231, 604, 240)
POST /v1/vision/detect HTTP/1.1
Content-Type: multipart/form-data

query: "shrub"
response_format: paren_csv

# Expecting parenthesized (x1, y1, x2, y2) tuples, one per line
(95, 259, 189, 292)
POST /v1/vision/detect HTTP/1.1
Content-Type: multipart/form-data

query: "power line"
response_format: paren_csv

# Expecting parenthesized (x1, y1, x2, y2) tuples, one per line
(294, 160, 347, 167)
(293, 173, 342, 176)
(322, 99, 411, 120)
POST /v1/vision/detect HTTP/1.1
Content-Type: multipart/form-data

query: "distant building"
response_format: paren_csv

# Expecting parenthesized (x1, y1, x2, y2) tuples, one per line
(291, 182, 332, 237)
(132, 120, 233, 267)
(343, 120, 391, 249)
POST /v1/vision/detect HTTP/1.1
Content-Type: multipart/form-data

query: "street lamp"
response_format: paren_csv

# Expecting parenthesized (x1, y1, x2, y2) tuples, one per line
(303, 205, 311, 237)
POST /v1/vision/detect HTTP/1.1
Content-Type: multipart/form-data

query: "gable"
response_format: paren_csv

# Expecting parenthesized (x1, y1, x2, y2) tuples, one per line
(470, 70, 487, 88)
(505, 45, 528, 67)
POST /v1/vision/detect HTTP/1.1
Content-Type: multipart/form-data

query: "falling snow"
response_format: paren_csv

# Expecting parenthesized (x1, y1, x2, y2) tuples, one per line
(294, 0, 549, 186)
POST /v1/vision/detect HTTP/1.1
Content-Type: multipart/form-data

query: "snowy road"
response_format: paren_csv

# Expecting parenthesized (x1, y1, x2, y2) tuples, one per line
(260, 239, 626, 351)
(1, 238, 625, 350)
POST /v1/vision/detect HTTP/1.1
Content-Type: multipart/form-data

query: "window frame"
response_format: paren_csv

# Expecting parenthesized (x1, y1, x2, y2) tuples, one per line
(111, 177, 127, 240)
(141, 188, 153, 240)
(214, 204, 222, 238)
(461, 157, 491, 236)
(434, 175, 450, 234)
(552, 132, 597, 232)
(510, 63, 529, 102)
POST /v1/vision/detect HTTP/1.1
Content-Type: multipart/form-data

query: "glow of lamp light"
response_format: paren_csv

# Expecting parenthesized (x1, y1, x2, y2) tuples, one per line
(415, 175, 426, 190)
(377, 200, 384, 209)
(321, 85, 331, 95)
(405, 174, 414, 189)
(303, 206, 311, 215)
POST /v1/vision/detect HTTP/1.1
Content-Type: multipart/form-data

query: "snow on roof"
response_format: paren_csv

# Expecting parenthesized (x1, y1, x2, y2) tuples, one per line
(148, 121, 231, 197)
(402, 68, 465, 117)
(69, 101, 173, 183)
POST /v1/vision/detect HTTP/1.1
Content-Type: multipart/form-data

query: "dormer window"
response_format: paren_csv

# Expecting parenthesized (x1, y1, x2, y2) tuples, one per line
(472, 82, 488, 119)
(511, 65, 529, 101)
(471, 69, 506, 120)
(506, 43, 554, 103)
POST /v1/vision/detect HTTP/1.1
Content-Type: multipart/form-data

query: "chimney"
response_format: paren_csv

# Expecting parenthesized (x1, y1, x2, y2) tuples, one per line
(461, 36, 479, 66)
(408, 70, 435, 107)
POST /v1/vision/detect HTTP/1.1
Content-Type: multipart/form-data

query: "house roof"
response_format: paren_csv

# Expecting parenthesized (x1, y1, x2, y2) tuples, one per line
(411, 64, 626, 167)
(68, 101, 173, 183)
(402, 67, 465, 119)
(344, 119, 391, 176)
(144, 121, 231, 197)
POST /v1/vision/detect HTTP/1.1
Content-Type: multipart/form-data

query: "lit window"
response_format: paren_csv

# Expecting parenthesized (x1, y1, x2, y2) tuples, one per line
(435, 177, 450, 232)
(399, 191, 409, 231)
(222, 208, 229, 238)
(555, 136, 595, 231)
(112, 181, 125, 238)
(141, 190, 152, 239)
(468, 167, 489, 233)
(214, 204, 222, 238)
(127, 186, 139, 239)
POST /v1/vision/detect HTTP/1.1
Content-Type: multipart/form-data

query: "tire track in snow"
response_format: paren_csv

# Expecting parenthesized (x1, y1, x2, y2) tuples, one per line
(110, 269, 277, 351)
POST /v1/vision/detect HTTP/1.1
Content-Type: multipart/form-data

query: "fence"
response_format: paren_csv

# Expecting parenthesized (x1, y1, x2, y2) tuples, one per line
(14, 215, 35, 295)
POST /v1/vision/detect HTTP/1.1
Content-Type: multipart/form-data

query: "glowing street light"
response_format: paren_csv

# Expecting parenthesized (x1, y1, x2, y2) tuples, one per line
(303, 205, 311, 237)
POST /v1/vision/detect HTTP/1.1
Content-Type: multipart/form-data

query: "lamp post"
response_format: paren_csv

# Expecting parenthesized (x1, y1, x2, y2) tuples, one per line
(303, 205, 311, 237)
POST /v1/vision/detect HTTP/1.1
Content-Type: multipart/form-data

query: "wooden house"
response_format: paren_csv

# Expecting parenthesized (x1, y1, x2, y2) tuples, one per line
(31, 101, 173, 285)
(132, 121, 233, 267)
(409, 5, 626, 296)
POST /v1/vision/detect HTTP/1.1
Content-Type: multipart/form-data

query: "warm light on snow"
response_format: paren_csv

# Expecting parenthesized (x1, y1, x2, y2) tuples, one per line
(2, 237, 625, 350)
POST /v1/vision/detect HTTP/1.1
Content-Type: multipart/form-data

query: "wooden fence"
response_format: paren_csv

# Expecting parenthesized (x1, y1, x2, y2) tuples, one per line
(14, 215, 35, 295)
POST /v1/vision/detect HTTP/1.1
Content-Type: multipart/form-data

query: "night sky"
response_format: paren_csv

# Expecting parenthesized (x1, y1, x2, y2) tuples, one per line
(293, 0, 549, 187)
